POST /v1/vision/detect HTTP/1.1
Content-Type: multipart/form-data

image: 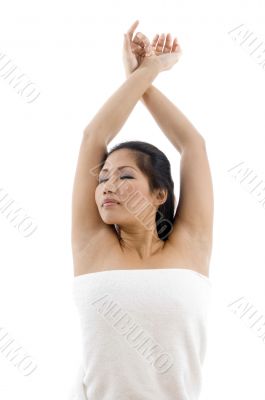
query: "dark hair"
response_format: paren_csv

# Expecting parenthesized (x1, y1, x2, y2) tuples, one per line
(99, 140, 176, 241)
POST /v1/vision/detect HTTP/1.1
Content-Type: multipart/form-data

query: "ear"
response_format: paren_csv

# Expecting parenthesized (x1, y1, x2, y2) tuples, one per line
(155, 188, 168, 206)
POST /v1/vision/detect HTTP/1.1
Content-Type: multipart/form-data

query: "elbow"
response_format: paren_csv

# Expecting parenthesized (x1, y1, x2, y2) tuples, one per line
(192, 133, 206, 146)
(180, 134, 206, 154)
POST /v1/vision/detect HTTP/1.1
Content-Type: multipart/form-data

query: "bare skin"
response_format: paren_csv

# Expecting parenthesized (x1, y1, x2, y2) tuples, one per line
(95, 149, 167, 260)
(71, 21, 213, 279)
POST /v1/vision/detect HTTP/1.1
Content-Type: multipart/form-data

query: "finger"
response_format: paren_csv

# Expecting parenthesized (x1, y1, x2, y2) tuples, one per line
(156, 33, 165, 52)
(134, 47, 146, 57)
(123, 34, 130, 56)
(138, 32, 150, 49)
(171, 37, 179, 52)
(133, 32, 149, 48)
(131, 42, 143, 51)
(151, 34, 159, 50)
(126, 20, 139, 41)
(131, 42, 145, 55)
(135, 32, 154, 56)
(164, 33, 172, 53)
(124, 33, 134, 54)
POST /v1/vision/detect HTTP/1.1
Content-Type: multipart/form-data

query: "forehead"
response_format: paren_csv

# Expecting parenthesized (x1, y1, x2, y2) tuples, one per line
(101, 150, 137, 172)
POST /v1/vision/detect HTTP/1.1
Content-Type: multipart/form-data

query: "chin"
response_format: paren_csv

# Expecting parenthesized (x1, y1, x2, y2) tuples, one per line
(101, 215, 120, 225)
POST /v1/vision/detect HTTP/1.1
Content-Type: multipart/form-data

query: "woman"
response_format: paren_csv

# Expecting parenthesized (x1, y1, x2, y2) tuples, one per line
(70, 20, 214, 400)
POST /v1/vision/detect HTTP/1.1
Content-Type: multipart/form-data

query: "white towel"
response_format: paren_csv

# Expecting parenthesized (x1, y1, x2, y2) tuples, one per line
(67, 362, 87, 400)
(70, 267, 212, 400)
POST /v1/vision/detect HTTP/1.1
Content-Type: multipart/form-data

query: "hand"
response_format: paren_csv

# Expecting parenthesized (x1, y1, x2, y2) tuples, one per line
(123, 21, 182, 76)
(137, 32, 182, 73)
(122, 20, 147, 78)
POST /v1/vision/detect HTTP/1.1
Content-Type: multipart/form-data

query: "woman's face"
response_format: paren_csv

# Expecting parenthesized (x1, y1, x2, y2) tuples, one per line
(95, 149, 160, 228)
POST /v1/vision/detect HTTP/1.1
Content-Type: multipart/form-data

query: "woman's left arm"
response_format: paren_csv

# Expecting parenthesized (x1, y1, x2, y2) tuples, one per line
(125, 26, 214, 256)
(142, 85, 214, 250)
(141, 84, 204, 153)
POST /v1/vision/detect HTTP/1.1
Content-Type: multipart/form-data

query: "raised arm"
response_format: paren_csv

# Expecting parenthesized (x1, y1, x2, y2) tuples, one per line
(142, 84, 213, 253)
(72, 56, 161, 255)
(83, 57, 160, 143)
(141, 84, 204, 152)
(72, 34, 180, 257)
(123, 28, 214, 264)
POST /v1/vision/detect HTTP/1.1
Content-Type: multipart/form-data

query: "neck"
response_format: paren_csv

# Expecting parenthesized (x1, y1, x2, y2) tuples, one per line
(118, 226, 164, 260)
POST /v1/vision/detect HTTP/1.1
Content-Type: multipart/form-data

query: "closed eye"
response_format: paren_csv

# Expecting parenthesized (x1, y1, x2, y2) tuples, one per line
(98, 176, 134, 184)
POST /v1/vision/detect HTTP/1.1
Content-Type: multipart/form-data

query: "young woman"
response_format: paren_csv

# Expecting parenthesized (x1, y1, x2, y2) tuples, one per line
(70, 20, 214, 400)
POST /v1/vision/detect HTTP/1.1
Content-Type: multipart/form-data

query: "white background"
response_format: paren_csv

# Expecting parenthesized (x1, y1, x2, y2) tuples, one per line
(0, 0, 265, 399)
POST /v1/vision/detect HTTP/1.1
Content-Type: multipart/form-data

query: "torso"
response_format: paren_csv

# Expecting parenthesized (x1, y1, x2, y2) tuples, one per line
(72, 225, 212, 279)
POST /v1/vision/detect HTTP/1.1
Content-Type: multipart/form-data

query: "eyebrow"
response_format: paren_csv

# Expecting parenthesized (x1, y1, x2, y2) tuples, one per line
(101, 165, 137, 173)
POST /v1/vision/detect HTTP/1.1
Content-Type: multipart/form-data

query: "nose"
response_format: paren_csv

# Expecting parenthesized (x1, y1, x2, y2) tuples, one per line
(103, 177, 118, 193)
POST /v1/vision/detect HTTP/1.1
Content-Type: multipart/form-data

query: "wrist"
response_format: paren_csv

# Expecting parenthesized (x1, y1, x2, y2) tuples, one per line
(139, 57, 161, 74)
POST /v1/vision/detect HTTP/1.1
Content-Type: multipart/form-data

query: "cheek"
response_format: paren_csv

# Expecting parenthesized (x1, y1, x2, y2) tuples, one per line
(95, 187, 101, 206)
(119, 181, 150, 210)
(118, 180, 138, 204)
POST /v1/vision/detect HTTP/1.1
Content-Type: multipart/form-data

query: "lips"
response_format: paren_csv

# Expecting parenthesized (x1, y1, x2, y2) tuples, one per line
(102, 198, 120, 206)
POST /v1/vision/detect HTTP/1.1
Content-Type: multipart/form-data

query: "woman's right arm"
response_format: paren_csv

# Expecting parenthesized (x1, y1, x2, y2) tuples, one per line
(83, 57, 161, 145)
(72, 58, 161, 254)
